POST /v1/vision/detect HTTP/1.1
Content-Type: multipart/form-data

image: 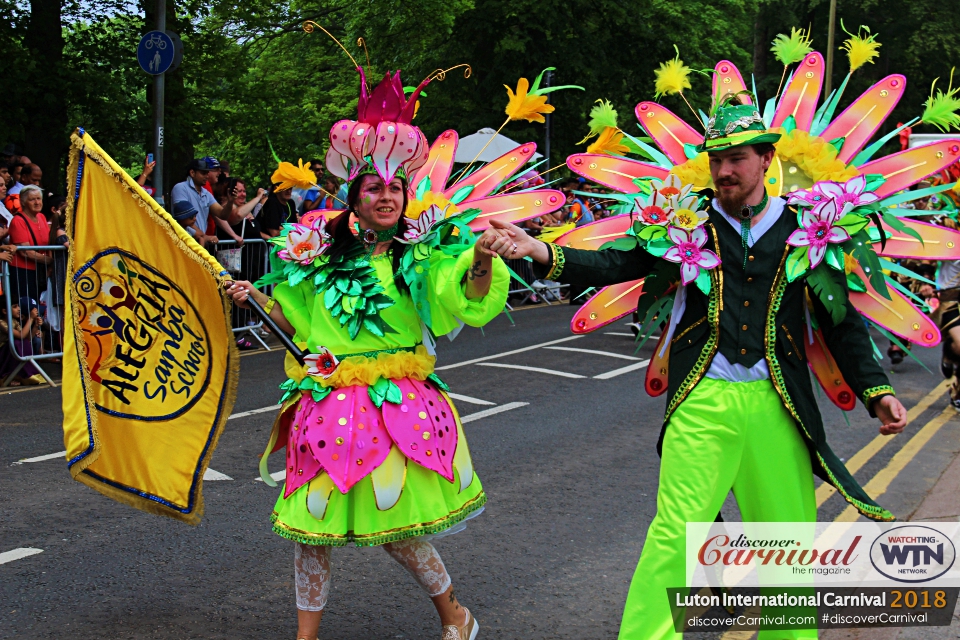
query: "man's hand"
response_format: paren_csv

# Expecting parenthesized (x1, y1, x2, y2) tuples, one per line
(482, 219, 551, 264)
(875, 395, 907, 435)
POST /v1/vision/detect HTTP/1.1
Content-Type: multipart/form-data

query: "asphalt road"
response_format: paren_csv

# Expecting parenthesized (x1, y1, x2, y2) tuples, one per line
(1, 302, 958, 639)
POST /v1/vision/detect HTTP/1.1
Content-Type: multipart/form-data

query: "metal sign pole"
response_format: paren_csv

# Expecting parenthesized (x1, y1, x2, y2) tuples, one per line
(543, 69, 553, 166)
(153, 0, 165, 205)
(825, 0, 838, 96)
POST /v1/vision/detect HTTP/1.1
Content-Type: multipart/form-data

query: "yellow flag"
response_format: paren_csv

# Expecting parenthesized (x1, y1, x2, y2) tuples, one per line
(62, 129, 238, 524)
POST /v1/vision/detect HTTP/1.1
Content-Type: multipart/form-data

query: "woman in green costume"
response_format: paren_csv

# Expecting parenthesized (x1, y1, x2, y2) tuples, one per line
(226, 70, 513, 639)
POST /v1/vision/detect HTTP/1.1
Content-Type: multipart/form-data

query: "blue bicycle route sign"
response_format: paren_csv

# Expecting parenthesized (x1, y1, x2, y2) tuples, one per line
(137, 31, 175, 75)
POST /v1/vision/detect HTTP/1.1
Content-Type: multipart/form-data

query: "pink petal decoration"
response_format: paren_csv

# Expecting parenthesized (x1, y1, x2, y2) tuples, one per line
(712, 61, 752, 105)
(381, 378, 458, 483)
(286, 386, 393, 496)
(413, 130, 458, 193)
(368, 122, 428, 183)
(635, 101, 702, 165)
(820, 75, 906, 163)
(772, 52, 823, 130)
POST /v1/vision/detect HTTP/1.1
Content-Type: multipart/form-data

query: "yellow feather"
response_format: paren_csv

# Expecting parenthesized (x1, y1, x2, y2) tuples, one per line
(586, 127, 629, 156)
(841, 27, 881, 73)
(505, 76, 555, 123)
(271, 158, 317, 191)
(654, 49, 692, 98)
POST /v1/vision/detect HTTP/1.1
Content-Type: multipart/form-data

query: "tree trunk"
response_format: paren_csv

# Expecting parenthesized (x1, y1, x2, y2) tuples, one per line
(23, 0, 66, 193)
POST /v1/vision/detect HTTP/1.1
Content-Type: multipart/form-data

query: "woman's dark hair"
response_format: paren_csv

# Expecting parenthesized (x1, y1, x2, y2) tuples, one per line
(43, 194, 66, 244)
(325, 174, 410, 294)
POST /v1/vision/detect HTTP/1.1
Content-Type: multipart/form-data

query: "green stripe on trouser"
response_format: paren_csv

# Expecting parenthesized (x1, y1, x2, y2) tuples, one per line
(618, 377, 818, 640)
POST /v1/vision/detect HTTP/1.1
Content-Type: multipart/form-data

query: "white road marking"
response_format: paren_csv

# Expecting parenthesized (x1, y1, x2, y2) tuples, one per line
(11, 451, 66, 465)
(476, 363, 585, 379)
(593, 360, 651, 380)
(461, 402, 529, 423)
(446, 392, 495, 406)
(0, 548, 43, 565)
(544, 346, 641, 361)
(203, 468, 233, 481)
(254, 470, 286, 483)
(603, 332, 635, 337)
(228, 405, 279, 420)
(435, 335, 583, 370)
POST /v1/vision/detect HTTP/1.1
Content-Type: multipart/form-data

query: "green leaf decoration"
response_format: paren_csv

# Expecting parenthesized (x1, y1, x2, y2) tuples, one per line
(781, 114, 797, 133)
(639, 225, 668, 241)
(880, 211, 923, 243)
(863, 173, 886, 192)
(644, 237, 673, 258)
(598, 236, 639, 251)
(806, 264, 847, 325)
(785, 246, 811, 282)
(694, 269, 711, 295)
(384, 379, 403, 405)
(827, 137, 845, 153)
(635, 261, 680, 322)
(368, 377, 389, 407)
(846, 230, 889, 299)
(846, 271, 867, 292)
(449, 185, 475, 204)
(825, 244, 844, 271)
(835, 213, 869, 235)
(427, 373, 450, 391)
(416, 176, 432, 200)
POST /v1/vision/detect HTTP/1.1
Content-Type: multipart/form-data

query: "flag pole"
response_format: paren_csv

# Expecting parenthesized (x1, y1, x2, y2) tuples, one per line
(245, 296, 305, 364)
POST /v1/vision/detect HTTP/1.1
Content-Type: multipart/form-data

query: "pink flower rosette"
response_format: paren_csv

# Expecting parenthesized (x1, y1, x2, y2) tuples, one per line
(786, 175, 880, 215)
(277, 218, 331, 265)
(786, 198, 851, 269)
(661, 226, 721, 286)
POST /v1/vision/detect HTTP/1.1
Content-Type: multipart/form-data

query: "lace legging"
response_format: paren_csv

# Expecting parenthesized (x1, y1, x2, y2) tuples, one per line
(294, 538, 453, 611)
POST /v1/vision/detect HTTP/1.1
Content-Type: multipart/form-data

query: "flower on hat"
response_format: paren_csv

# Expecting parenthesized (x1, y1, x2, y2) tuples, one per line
(272, 158, 318, 191)
(786, 198, 851, 269)
(786, 175, 880, 215)
(277, 221, 331, 265)
(304, 347, 339, 378)
(662, 226, 720, 286)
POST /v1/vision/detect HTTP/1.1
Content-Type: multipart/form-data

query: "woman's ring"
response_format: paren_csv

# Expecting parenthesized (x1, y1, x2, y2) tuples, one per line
(511, 244, 518, 254)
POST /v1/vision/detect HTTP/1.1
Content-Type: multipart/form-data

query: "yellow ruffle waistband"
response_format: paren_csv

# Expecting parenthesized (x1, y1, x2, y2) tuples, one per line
(284, 345, 436, 388)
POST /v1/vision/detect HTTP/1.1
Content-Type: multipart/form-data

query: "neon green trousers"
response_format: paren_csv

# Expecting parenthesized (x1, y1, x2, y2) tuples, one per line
(618, 377, 818, 640)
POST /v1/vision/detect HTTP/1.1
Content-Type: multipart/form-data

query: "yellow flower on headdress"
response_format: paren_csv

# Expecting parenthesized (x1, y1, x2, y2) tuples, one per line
(405, 191, 460, 219)
(504, 67, 584, 123)
(271, 158, 317, 191)
(586, 127, 630, 156)
(654, 46, 692, 98)
(841, 24, 881, 73)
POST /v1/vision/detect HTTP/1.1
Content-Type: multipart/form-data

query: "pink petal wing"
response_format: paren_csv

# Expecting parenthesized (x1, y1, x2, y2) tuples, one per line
(288, 386, 393, 496)
(812, 197, 838, 222)
(857, 191, 881, 205)
(786, 189, 814, 204)
(800, 207, 819, 228)
(369, 122, 423, 183)
(808, 243, 826, 268)
(680, 262, 700, 286)
(381, 378, 457, 482)
(329, 120, 368, 168)
(771, 52, 823, 130)
(697, 250, 720, 270)
(324, 146, 353, 182)
(413, 130, 458, 193)
(284, 397, 325, 497)
(667, 226, 689, 245)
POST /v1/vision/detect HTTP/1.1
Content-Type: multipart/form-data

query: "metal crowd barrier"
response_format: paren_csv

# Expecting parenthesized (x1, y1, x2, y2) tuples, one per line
(215, 237, 274, 351)
(1, 245, 66, 387)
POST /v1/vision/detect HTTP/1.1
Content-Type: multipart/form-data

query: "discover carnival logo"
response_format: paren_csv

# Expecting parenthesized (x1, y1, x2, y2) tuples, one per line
(869, 525, 956, 583)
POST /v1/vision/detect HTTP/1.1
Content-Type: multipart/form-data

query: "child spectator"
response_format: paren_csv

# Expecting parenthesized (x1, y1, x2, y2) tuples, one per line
(0, 298, 44, 385)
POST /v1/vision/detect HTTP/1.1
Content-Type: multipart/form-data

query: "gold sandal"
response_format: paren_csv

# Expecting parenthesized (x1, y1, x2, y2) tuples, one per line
(441, 606, 478, 640)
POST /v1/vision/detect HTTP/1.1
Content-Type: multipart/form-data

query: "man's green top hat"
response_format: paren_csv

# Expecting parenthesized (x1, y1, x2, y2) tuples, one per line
(696, 103, 782, 153)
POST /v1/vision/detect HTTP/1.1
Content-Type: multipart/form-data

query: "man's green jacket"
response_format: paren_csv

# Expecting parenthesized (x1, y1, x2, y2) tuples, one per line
(537, 200, 896, 521)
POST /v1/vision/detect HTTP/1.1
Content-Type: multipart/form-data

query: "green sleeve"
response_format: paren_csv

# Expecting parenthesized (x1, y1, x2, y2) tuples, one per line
(427, 249, 509, 334)
(271, 281, 313, 341)
(811, 268, 894, 414)
(533, 243, 658, 288)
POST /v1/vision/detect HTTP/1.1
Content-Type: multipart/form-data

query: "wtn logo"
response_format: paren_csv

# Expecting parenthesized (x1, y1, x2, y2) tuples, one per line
(870, 526, 956, 583)
(879, 543, 944, 567)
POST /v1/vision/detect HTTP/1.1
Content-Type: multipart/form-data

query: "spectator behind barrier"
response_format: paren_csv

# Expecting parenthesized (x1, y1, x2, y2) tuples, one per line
(170, 158, 234, 250)
(7, 185, 50, 304)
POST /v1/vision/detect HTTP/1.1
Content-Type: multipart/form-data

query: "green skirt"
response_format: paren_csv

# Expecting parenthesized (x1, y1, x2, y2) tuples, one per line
(271, 463, 485, 547)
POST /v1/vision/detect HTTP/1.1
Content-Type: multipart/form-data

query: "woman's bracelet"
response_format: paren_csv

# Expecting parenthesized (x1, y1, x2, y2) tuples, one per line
(263, 297, 276, 314)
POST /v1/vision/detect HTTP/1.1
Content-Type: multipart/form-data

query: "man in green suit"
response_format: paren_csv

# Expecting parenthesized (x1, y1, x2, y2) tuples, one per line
(480, 101, 908, 639)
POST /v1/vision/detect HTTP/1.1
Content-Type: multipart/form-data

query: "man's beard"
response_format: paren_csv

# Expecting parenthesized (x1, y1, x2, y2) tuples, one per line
(716, 170, 764, 216)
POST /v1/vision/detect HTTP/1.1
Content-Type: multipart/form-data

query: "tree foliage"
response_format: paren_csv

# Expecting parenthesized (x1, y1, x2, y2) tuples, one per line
(1, 0, 958, 195)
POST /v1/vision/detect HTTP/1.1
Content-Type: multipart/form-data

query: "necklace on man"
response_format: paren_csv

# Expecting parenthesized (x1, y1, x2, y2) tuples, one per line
(737, 191, 768, 268)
